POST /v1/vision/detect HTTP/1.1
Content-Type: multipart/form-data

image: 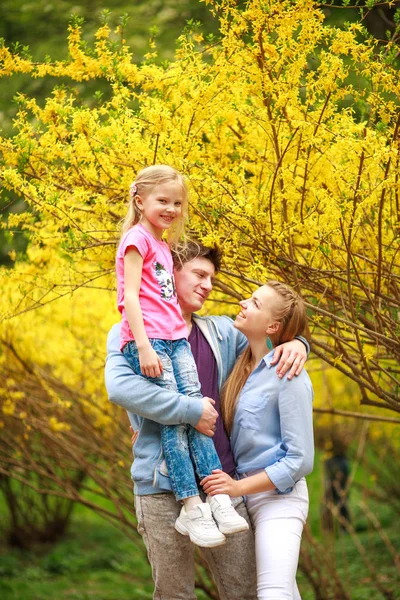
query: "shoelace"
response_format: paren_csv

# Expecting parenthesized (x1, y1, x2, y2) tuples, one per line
(195, 516, 219, 529)
(216, 505, 236, 518)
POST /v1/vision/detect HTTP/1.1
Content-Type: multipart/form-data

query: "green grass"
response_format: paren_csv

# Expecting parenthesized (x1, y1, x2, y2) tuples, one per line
(0, 508, 154, 600)
(1, 451, 399, 600)
(297, 524, 400, 600)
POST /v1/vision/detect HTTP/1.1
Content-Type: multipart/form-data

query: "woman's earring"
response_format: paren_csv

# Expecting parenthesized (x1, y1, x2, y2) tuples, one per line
(266, 337, 273, 350)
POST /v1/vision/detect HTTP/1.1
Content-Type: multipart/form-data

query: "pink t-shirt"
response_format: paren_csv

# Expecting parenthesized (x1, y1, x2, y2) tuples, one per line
(116, 224, 188, 350)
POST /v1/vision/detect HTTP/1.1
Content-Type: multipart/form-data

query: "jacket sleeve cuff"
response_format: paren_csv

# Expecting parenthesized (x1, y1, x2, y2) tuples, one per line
(265, 463, 295, 492)
(183, 397, 204, 427)
(294, 335, 310, 355)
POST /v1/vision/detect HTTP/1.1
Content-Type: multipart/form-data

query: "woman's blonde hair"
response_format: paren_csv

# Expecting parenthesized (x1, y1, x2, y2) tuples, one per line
(120, 165, 188, 244)
(222, 280, 307, 434)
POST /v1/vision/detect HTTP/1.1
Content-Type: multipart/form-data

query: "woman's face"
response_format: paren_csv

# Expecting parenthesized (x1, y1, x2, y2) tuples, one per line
(234, 285, 280, 340)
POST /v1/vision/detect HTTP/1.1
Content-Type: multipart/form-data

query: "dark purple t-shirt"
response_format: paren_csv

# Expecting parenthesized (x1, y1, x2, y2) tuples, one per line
(188, 321, 236, 477)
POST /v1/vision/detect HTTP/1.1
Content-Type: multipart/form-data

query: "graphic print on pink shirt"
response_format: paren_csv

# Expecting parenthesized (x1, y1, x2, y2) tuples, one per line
(153, 261, 176, 301)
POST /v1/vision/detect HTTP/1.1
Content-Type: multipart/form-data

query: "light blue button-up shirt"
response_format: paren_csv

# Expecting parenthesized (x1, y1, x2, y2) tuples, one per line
(230, 350, 314, 493)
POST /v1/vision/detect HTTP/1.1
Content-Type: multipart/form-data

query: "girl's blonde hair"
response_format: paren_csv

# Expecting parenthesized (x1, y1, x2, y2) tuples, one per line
(222, 280, 307, 434)
(120, 165, 188, 244)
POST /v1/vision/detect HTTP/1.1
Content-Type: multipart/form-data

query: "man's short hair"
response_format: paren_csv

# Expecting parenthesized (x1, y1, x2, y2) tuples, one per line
(172, 241, 222, 273)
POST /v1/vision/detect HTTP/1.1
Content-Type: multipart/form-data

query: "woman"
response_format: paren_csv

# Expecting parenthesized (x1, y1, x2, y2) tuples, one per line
(201, 280, 314, 599)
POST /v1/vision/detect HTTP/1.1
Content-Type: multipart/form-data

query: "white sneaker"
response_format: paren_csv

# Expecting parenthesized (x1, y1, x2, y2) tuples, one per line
(175, 502, 226, 548)
(207, 494, 249, 535)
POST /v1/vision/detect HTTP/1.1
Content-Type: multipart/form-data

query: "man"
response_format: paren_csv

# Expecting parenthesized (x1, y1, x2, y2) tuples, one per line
(105, 242, 308, 600)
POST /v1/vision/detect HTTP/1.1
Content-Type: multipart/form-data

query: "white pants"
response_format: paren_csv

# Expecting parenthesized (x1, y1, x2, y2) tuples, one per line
(245, 478, 309, 600)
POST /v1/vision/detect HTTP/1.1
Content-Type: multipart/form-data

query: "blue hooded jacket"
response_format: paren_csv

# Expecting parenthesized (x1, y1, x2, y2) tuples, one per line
(105, 315, 248, 495)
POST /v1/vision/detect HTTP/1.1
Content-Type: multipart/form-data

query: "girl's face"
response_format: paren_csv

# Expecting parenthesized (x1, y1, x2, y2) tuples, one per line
(234, 285, 280, 340)
(135, 181, 184, 238)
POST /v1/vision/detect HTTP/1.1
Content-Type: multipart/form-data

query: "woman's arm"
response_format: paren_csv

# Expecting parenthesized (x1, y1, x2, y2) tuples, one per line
(202, 373, 314, 497)
(201, 469, 275, 497)
(265, 374, 314, 492)
(124, 247, 162, 378)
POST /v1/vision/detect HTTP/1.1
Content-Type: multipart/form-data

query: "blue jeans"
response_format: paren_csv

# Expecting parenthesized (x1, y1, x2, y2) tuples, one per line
(123, 338, 222, 501)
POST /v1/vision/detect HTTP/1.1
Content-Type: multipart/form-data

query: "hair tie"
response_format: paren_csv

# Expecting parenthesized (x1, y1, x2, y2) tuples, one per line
(129, 182, 137, 199)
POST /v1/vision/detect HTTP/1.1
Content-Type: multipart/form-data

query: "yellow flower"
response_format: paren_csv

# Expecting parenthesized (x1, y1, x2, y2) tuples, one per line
(2, 400, 15, 416)
(49, 417, 71, 432)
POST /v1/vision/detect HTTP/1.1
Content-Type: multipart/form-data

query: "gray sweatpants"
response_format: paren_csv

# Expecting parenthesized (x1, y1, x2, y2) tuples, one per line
(134, 492, 257, 600)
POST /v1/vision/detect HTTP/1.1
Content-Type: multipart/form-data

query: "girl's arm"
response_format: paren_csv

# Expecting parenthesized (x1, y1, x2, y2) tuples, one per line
(124, 248, 163, 378)
(105, 324, 204, 426)
(201, 469, 275, 498)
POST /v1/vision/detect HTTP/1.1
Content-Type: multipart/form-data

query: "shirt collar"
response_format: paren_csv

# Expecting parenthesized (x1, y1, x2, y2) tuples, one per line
(259, 349, 275, 369)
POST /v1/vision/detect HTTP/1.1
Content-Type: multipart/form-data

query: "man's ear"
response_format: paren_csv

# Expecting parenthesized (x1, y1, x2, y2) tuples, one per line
(266, 322, 280, 335)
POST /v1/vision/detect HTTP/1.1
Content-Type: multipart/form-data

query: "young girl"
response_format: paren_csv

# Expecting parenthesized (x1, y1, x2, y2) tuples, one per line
(202, 281, 314, 599)
(116, 165, 248, 548)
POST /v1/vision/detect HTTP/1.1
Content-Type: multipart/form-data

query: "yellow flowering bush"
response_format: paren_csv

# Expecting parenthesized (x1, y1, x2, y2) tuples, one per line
(1, 0, 398, 417)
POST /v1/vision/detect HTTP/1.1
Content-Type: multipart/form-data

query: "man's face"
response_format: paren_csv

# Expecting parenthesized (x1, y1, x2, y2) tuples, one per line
(174, 257, 216, 314)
